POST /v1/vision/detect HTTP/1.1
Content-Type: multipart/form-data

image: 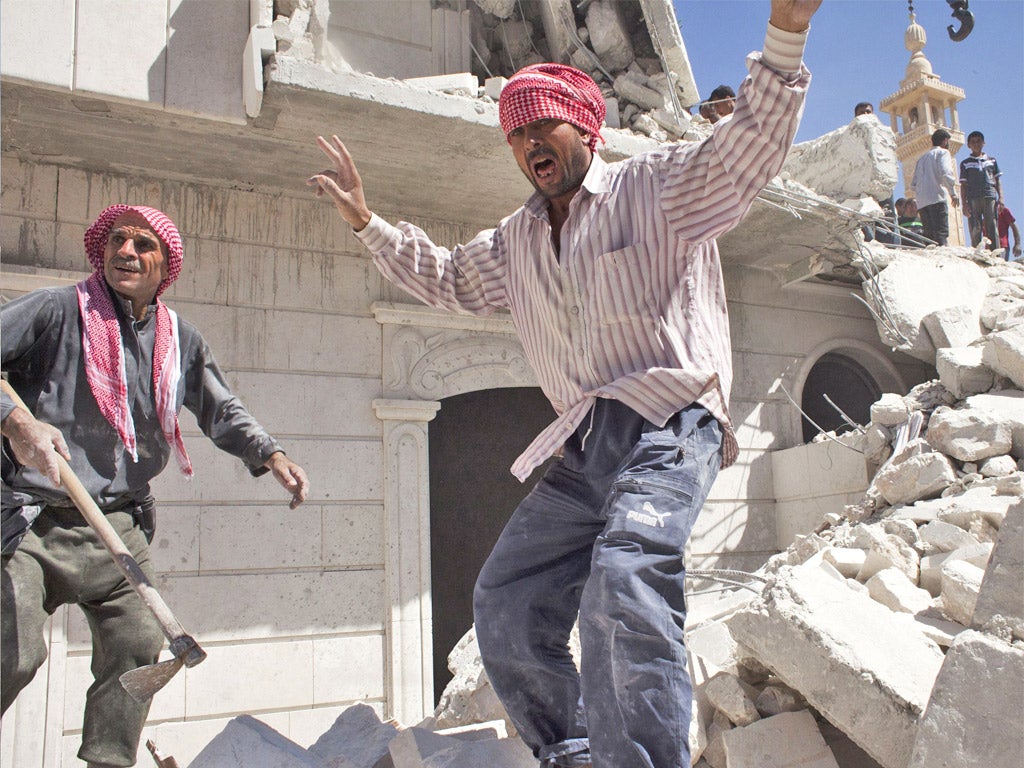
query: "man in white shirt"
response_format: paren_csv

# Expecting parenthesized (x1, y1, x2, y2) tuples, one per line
(910, 128, 960, 246)
(309, 2, 820, 765)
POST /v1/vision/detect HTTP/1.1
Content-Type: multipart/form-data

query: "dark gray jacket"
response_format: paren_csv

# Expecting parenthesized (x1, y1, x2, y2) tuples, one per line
(1, 282, 282, 552)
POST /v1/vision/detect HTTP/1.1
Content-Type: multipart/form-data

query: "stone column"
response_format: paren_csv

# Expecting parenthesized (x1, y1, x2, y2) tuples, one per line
(373, 398, 441, 724)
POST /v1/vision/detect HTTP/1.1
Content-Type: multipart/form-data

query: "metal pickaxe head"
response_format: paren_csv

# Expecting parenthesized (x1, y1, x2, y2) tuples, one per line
(119, 634, 207, 702)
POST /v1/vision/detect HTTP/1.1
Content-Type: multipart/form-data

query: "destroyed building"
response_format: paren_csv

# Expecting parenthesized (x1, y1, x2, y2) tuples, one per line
(1, 1, 1021, 767)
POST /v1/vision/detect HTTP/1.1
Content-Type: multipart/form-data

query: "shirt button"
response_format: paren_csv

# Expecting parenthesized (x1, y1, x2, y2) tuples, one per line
(570, 306, 579, 314)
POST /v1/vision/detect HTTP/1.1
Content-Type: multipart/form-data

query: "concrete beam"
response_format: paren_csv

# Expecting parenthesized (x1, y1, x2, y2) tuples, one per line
(727, 563, 944, 768)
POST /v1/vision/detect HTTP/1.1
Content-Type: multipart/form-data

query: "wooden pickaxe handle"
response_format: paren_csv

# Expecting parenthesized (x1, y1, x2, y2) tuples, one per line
(1, 379, 206, 668)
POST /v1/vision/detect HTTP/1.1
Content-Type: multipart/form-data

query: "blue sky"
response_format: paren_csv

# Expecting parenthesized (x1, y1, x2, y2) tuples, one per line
(674, 0, 1024, 234)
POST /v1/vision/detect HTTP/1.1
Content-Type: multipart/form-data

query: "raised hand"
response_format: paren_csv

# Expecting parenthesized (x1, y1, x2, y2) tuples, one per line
(769, 0, 823, 32)
(307, 135, 373, 231)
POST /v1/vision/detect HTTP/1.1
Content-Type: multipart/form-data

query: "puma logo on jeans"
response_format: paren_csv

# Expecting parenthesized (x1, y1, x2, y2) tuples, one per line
(626, 501, 671, 528)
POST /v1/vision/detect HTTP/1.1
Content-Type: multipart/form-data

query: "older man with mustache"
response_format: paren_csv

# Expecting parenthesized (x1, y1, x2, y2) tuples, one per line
(1, 204, 308, 767)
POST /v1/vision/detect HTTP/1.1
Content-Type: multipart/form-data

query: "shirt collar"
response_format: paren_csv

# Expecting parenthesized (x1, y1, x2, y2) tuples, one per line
(104, 278, 157, 324)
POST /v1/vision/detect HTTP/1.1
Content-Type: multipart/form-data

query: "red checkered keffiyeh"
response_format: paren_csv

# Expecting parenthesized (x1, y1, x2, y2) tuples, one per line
(498, 63, 606, 150)
(77, 205, 192, 476)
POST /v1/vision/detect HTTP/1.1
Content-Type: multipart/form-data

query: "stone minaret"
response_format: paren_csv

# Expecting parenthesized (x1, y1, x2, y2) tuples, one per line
(879, 11, 966, 245)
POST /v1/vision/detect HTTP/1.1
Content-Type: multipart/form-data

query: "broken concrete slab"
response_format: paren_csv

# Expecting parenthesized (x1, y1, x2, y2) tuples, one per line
(926, 404, 1012, 462)
(861, 252, 989, 363)
(936, 346, 994, 399)
(940, 559, 985, 626)
(307, 703, 398, 768)
(721, 710, 840, 768)
(978, 455, 1017, 476)
(432, 627, 515, 736)
(920, 543, 992, 596)
(869, 393, 908, 427)
(782, 115, 898, 204)
(873, 440, 956, 505)
(971, 499, 1024, 641)
(586, 0, 635, 72)
(537, 0, 575, 64)
(894, 484, 1015, 531)
(893, 610, 966, 649)
(705, 672, 761, 727)
(186, 715, 322, 768)
(865, 568, 932, 614)
(917, 519, 978, 553)
(823, 547, 867, 578)
(981, 324, 1024, 389)
(388, 727, 535, 768)
(906, 630, 1024, 768)
(856, 531, 920, 583)
(686, 620, 740, 676)
(935, 487, 1017, 530)
(727, 564, 944, 768)
(754, 683, 805, 717)
(966, 390, 1024, 458)
(981, 276, 1024, 331)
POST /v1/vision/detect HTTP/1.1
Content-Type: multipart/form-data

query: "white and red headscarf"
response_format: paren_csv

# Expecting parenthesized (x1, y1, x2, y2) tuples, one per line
(76, 205, 192, 476)
(498, 63, 606, 150)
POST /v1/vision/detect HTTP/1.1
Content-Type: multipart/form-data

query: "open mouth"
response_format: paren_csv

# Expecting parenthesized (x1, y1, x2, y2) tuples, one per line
(528, 150, 558, 182)
(114, 263, 141, 274)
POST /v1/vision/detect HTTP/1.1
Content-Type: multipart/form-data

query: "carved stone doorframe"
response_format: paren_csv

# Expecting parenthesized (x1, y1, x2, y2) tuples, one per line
(372, 301, 536, 723)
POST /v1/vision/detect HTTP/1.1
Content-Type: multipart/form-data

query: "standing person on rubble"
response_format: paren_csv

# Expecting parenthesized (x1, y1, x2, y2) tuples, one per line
(308, 1, 820, 765)
(960, 130, 1004, 250)
(1, 204, 309, 768)
(910, 128, 959, 247)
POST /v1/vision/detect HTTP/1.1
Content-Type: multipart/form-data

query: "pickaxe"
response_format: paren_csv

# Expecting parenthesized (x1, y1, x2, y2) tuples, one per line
(1, 379, 206, 701)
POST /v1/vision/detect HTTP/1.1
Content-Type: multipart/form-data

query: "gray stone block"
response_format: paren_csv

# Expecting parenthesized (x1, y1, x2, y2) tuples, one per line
(972, 499, 1024, 640)
(721, 710, 840, 768)
(727, 564, 944, 768)
(388, 728, 535, 768)
(187, 715, 322, 768)
(940, 560, 985, 626)
(308, 703, 398, 768)
(907, 631, 1024, 768)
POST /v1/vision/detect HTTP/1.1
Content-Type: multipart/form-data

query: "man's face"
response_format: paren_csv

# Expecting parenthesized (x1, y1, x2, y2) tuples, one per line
(855, 104, 873, 117)
(905, 200, 918, 216)
(103, 212, 168, 308)
(715, 98, 735, 118)
(508, 118, 592, 204)
(968, 135, 984, 155)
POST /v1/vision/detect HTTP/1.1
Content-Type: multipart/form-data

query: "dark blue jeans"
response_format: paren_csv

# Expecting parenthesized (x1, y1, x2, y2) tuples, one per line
(474, 400, 722, 768)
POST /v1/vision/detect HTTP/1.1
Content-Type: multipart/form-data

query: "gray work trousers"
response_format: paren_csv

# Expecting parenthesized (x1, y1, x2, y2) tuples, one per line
(1, 507, 164, 767)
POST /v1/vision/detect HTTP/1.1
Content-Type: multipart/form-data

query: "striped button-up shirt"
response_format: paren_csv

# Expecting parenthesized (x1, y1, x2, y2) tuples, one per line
(358, 42, 809, 482)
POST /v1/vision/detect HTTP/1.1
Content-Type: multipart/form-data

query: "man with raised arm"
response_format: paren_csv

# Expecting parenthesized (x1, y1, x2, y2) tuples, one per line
(309, 2, 820, 765)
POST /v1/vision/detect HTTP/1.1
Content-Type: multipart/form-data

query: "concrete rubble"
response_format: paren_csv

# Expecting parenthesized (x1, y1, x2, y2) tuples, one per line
(150, 5, 1022, 768)
(174, 247, 1020, 766)
(272, 0, 703, 142)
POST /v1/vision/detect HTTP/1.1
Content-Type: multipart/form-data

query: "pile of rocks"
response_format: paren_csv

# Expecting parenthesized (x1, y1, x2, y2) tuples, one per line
(180, 701, 537, 767)
(468, 0, 697, 140)
(270, 0, 703, 142)
(169, 246, 1022, 766)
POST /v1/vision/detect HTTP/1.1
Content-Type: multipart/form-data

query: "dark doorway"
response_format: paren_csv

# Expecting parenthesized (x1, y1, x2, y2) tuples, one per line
(429, 387, 556, 703)
(801, 352, 882, 442)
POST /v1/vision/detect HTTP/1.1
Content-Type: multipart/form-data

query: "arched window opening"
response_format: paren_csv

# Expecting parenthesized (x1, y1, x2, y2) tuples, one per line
(800, 352, 882, 443)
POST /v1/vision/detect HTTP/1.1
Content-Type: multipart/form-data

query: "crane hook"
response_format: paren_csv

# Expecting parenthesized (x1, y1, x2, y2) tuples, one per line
(946, 0, 974, 42)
